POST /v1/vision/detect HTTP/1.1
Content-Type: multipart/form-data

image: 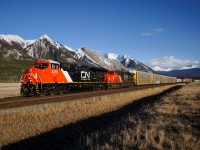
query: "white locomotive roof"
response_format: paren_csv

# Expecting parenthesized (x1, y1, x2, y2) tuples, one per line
(49, 60, 60, 64)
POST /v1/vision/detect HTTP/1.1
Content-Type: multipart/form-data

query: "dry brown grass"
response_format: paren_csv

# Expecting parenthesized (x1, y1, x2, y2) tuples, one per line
(82, 82, 200, 150)
(0, 84, 178, 148)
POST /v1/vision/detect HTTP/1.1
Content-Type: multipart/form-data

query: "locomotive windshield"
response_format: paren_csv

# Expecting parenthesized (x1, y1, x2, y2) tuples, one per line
(108, 71, 114, 75)
(51, 63, 59, 69)
(34, 63, 48, 69)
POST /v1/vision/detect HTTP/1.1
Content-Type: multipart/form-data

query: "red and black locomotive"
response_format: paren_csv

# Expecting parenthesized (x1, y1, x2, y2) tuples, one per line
(20, 59, 134, 96)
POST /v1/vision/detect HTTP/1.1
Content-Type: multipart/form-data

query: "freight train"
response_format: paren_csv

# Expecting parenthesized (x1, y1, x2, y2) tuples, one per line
(20, 59, 178, 96)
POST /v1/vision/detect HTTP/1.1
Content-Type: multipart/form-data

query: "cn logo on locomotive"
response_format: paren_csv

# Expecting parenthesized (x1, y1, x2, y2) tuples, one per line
(81, 71, 90, 80)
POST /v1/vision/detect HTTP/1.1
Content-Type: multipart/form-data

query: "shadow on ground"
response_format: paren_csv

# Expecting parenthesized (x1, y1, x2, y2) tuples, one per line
(2, 86, 183, 150)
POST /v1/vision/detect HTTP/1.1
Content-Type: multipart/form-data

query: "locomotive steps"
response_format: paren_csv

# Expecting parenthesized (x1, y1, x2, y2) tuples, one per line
(0, 83, 185, 148)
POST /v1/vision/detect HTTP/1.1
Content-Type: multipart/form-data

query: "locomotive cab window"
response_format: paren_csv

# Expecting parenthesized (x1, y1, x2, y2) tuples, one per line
(51, 63, 59, 69)
(34, 63, 48, 69)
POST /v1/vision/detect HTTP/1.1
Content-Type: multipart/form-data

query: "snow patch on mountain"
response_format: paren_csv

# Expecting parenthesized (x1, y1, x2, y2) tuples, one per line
(54, 42, 61, 49)
(39, 34, 54, 45)
(3, 49, 22, 59)
(75, 48, 104, 66)
(64, 45, 75, 51)
(105, 53, 136, 63)
(74, 48, 86, 60)
(25, 39, 36, 46)
(0, 34, 26, 47)
(105, 53, 119, 60)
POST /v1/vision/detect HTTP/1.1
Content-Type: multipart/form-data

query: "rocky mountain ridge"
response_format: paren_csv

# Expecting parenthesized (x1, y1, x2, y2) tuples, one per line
(0, 34, 154, 73)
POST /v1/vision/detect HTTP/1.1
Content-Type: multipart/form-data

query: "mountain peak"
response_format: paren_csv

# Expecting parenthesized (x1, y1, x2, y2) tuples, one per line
(39, 34, 54, 44)
(39, 34, 51, 40)
(104, 53, 134, 62)
(104, 53, 119, 60)
(0, 34, 25, 46)
(64, 45, 75, 51)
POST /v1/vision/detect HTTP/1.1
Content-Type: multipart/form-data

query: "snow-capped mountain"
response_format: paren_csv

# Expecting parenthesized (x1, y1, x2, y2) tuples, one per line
(153, 64, 200, 72)
(0, 34, 30, 60)
(25, 34, 77, 62)
(0, 34, 26, 48)
(74, 47, 127, 70)
(64, 45, 75, 52)
(0, 34, 78, 63)
(104, 53, 155, 72)
(157, 64, 200, 78)
(0, 34, 156, 72)
(105, 53, 134, 63)
(158, 68, 200, 78)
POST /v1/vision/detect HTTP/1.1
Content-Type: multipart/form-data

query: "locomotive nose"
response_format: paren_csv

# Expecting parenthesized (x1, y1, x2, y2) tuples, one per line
(21, 67, 34, 83)
(28, 68, 32, 73)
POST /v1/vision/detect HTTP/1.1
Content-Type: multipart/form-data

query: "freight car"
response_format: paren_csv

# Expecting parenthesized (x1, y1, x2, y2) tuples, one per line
(176, 78, 193, 83)
(133, 71, 176, 86)
(20, 59, 178, 96)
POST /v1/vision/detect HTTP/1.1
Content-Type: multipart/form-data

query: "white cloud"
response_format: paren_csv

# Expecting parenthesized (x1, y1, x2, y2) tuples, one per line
(152, 66, 173, 71)
(141, 27, 165, 36)
(148, 56, 200, 71)
(141, 32, 153, 36)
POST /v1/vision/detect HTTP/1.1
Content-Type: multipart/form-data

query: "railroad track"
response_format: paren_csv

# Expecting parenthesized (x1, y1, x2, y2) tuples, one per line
(0, 84, 174, 110)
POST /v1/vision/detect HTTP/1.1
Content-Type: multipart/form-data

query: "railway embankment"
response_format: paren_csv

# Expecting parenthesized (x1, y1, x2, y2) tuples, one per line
(0, 84, 185, 148)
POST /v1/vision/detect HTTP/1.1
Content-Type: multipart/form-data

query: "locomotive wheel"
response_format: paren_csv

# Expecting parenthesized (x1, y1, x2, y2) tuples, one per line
(93, 85, 100, 91)
(51, 87, 61, 95)
(43, 86, 52, 95)
(107, 84, 113, 90)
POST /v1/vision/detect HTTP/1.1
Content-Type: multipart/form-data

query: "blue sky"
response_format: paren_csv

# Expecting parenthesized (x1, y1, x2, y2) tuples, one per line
(1, 0, 200, 71)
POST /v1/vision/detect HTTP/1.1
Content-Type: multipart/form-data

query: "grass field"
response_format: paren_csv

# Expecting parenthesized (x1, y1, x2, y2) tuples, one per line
(81, 82, 200, 150)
